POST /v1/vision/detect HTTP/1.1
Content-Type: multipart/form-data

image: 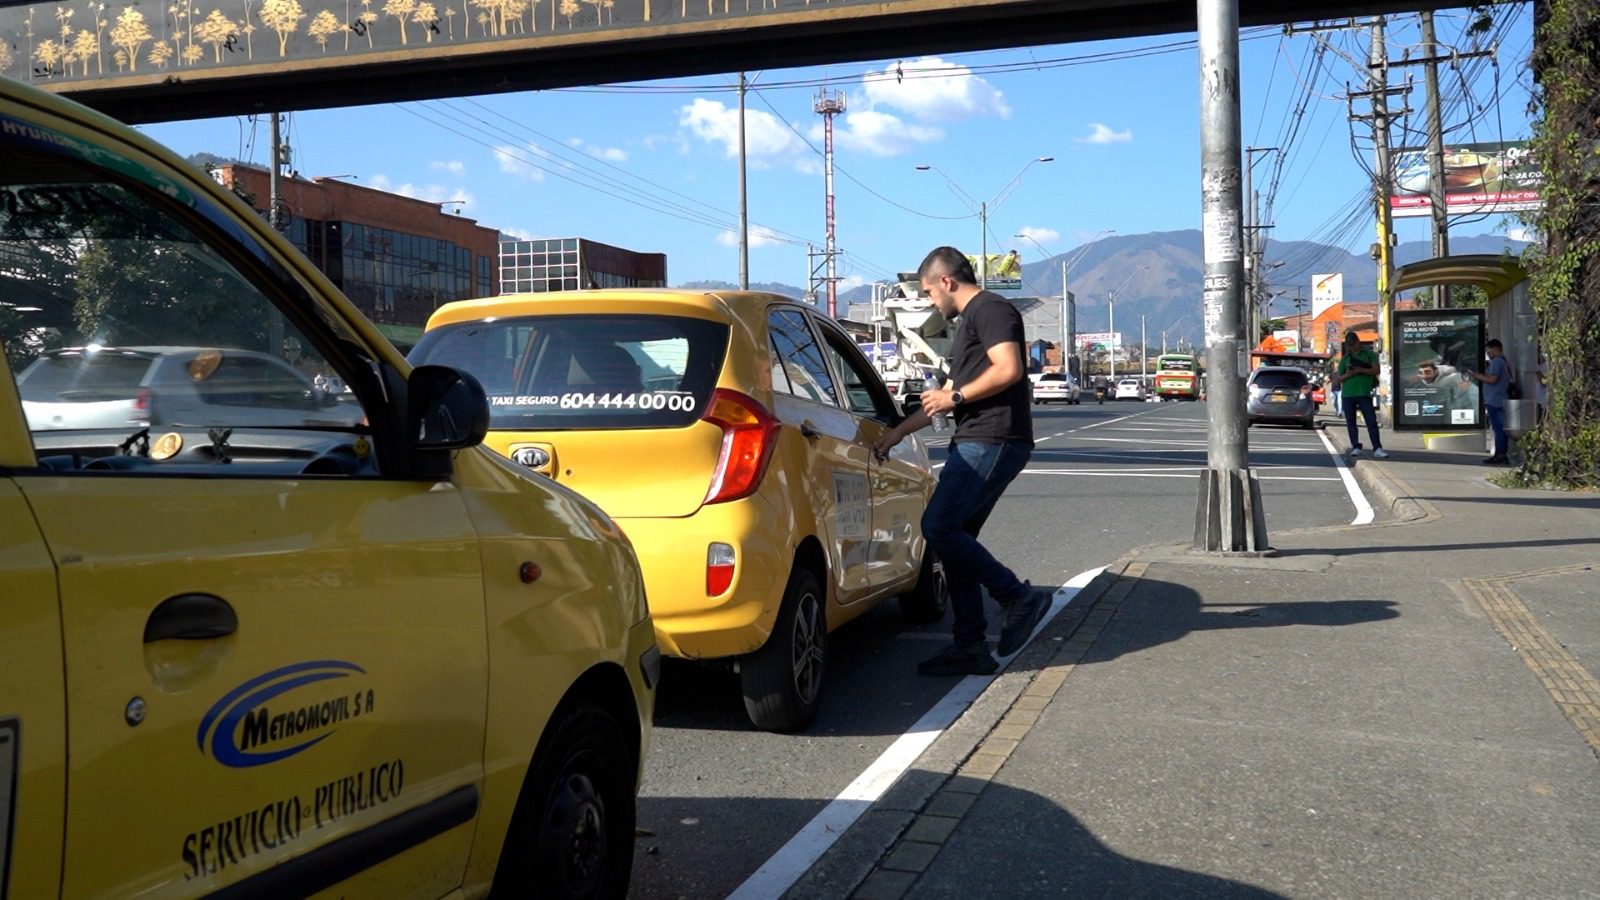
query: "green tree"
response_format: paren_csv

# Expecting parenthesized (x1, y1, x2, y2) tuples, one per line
(1513, 0, 1600, 488)
(74, 240, 268, 352)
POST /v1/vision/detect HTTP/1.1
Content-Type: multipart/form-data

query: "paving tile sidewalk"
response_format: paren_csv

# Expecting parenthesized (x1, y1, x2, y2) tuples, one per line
(805, 406, 1600, 899)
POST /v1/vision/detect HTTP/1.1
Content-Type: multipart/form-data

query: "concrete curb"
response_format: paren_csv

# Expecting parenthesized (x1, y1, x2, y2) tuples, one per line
(782, 560, 1132, 899)
(1319, 413, 1441, 524)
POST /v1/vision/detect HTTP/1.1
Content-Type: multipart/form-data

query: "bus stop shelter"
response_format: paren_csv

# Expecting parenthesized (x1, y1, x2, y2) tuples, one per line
(1391, 254, 1534, 451)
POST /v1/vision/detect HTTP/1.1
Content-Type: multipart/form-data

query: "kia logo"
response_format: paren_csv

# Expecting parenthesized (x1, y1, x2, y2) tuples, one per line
(513, 447, 550, 468)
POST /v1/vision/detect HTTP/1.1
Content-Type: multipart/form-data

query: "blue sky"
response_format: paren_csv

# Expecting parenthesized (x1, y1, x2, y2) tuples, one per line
(138, 4, 1535, 291)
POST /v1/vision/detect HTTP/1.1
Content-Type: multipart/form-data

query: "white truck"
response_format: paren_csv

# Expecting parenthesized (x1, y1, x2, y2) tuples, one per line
(865, 275, 955, 414)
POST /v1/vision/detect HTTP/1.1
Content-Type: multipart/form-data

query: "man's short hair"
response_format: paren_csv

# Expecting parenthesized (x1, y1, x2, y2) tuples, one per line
(1487, 338, 1503, 350)
(918, 247, 977, 286)
(1343, 330, 1362, 344)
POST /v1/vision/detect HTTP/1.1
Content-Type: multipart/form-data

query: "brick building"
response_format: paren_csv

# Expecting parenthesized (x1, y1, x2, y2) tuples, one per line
(499, 237, 667, 294)
(209, 165, 499, 347)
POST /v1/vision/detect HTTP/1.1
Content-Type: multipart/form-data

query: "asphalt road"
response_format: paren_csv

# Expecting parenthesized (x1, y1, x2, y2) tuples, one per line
(630, 399, 1364, 899)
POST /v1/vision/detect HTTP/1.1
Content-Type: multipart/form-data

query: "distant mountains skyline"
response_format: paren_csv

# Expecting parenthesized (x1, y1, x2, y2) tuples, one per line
(678, 229, 1528, 347)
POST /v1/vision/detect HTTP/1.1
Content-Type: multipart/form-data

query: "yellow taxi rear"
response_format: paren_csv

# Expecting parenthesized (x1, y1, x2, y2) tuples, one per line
(417, 292, 947, 731)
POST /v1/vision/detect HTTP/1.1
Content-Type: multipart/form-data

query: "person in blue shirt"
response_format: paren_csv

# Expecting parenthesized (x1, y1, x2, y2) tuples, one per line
(1463, 338, 1513, 465)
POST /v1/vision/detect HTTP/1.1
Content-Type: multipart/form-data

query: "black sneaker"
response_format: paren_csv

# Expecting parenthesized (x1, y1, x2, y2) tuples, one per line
(997, 584, 1052, 656)
(917, 643, 998, 676)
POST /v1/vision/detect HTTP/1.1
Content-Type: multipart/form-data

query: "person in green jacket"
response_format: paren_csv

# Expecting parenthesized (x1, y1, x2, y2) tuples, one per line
(1329, 331, 1388, 458)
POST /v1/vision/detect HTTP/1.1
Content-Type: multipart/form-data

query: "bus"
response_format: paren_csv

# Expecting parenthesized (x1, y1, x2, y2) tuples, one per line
(1153, 353, 1201, 400)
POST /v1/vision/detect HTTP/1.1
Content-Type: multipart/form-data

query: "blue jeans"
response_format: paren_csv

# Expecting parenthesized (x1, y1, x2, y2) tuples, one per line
(922, 440, 1031, 648)
(1486, 404, 1508, 458)
(1343, 394, 1382, 450)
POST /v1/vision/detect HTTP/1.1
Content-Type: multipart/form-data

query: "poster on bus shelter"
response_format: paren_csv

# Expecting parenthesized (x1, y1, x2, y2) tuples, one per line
(1392, 309, 1484, 431)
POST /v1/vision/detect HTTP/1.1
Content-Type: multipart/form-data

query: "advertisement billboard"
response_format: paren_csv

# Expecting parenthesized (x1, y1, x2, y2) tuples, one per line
(1077, 332, 1121, 352)
(968, 251, 1023, 292)
(1311, 273, 1343, 320)
(1390, 141, 1542, 219)
(1392, 309, 1485, 431)
(1272, 330, 1301, 352)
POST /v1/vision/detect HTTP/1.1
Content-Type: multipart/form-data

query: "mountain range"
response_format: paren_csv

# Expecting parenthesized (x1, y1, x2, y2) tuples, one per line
(678, 230, 1529, 348)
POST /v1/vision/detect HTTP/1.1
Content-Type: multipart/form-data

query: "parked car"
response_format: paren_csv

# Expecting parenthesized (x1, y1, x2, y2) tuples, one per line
(18, 346, 363, 431)
(1114, 378, 1146, 401)
(411, 290, 948, 731)
(1031, 371, 1081, 405)
(1, 76, 656, 898)
(1247, 366, 1317, 428)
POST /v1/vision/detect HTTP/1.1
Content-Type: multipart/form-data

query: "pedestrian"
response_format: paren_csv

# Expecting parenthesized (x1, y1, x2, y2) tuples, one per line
(1328, 330, 1387, 458)
(874, 246, 1049, 676)
(1463, 338, 1512, 464)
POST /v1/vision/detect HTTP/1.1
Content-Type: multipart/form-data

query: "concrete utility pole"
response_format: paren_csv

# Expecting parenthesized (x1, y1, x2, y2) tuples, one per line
(1062, 257, 1073, 377)
(738, 72, 749, 291)
(1108, 293, 1116, 380)
(1370, 19, 1396, 416)
(1420, 11, 1448, 275)
(268, 113, 285, 232)
(1141, 314, 1148, 379)
(1194, 0, 1268, 553)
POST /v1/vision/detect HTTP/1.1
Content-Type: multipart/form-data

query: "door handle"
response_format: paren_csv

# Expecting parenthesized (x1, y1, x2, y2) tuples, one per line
(800, 422, 821, 440)
(144, 593, 238, 643)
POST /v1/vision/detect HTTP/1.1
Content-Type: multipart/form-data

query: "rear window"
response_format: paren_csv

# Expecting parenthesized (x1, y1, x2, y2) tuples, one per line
(1039, 373, 1066, 383)
(1251, 370, 1307, 390)
(409, 314, 729, 430)
(17, 352, 153, 402)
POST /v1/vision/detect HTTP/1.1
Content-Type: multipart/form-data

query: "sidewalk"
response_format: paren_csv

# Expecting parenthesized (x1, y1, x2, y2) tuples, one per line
(795, 409, 1600, 899)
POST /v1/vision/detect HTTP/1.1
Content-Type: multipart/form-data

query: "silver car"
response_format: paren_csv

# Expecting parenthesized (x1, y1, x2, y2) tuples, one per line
(18, 346, 362, 431)
(1246, 366, 1316, 428)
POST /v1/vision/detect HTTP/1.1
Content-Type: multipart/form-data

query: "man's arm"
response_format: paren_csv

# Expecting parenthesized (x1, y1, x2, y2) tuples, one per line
(873, 405, 932, 459)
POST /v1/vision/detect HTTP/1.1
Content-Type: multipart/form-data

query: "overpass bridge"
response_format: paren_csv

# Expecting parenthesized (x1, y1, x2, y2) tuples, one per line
(1, 0, 1453, 123)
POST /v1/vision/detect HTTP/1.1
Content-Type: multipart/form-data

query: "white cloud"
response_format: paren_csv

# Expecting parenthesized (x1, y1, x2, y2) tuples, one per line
(1506, 227, 1537, 243)
(838, 275, 868, 293)
(430, 160, 465, 174)
(366, 174, 475, 208)
(568, 137, 629, 162)
(680, 98, 808, 169)
(715, 225, 783, 248)
(1078, 123, 1132, 145)
(860, 57, 1012, 122)
(1016, 225, 1060, 245)
(500, 226, 541, 241)
(813, 110, 944, 157)
(491, 143, 548, 180)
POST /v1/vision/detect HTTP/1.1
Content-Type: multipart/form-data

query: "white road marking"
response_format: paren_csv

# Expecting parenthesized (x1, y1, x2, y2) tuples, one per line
(727, 566, 1107, 900)
(1316, 428, 1375, 525)
(1019, 470, 1339, 481)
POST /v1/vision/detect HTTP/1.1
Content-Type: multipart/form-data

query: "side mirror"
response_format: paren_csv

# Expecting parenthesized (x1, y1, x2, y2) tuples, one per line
(407, 365, 489, 451)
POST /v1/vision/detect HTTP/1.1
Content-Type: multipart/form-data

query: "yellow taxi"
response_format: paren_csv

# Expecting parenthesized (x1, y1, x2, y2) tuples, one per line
(0, 78, 656, 897)
(412, 291, 947, 731)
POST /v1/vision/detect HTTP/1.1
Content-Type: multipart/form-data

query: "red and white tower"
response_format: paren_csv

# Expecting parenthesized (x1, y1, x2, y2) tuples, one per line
(814, 89, 846, 318)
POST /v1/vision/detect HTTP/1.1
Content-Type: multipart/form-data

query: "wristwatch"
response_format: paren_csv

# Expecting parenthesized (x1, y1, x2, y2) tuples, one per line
(950, 390, 965, 406)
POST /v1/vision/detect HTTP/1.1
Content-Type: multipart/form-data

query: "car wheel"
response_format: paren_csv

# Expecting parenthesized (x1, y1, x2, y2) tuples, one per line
(899, 547, 949, 624)
(741, 565, 827, 732)
(492, 704, 635, 900)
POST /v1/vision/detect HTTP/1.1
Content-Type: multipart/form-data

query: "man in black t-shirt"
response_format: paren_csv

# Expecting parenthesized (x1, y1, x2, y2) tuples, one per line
(874, 246, 1050, 676)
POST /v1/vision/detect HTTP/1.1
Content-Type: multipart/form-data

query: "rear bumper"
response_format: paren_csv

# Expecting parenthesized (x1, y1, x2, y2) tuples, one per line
(617, 490, 791, 661)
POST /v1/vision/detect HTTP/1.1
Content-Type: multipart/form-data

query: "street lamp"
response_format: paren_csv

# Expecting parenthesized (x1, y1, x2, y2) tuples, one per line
(915, 157, 1054, 289)
(1015, 229, 1115, 381)
(1106, 265, 1148, 379)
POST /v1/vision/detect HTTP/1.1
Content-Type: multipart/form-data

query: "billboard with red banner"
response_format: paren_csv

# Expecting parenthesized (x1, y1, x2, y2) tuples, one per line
(1390, 141, 1541, 219)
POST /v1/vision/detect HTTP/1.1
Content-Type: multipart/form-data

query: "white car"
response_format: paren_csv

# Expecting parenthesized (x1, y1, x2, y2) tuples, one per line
(1114, 378, 1145, 401)
(1031, 371, 1081, 405)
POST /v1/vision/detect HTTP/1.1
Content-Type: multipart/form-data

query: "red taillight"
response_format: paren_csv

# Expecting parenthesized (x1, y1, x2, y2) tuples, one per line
(707, 542, 736, 596)
(702, 388, 780, 505)
(131, 388, 152, 422)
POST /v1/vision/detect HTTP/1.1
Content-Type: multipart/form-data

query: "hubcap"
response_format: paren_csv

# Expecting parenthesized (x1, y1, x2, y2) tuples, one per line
(790, 591, 824, 705)
(931, 557, 950, 612)
(544, 769, 607, 892)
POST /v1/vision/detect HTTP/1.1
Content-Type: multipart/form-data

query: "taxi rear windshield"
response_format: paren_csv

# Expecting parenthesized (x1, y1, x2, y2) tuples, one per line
(1252, 370, 1307, 390)
(410, 314, 728, 430)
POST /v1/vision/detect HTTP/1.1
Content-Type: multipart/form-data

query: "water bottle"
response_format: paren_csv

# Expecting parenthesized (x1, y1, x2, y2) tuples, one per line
(929, 371, 952, 433)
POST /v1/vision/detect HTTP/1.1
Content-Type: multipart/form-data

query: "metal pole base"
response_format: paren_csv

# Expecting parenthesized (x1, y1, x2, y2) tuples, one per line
(1193, 468, 1273, 554)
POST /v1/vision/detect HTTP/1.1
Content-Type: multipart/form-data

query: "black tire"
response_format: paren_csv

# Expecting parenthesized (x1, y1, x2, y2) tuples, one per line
(741, 565, 827, 732)
(899, 547, 949, 624)
(493, 704, 636, 900)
